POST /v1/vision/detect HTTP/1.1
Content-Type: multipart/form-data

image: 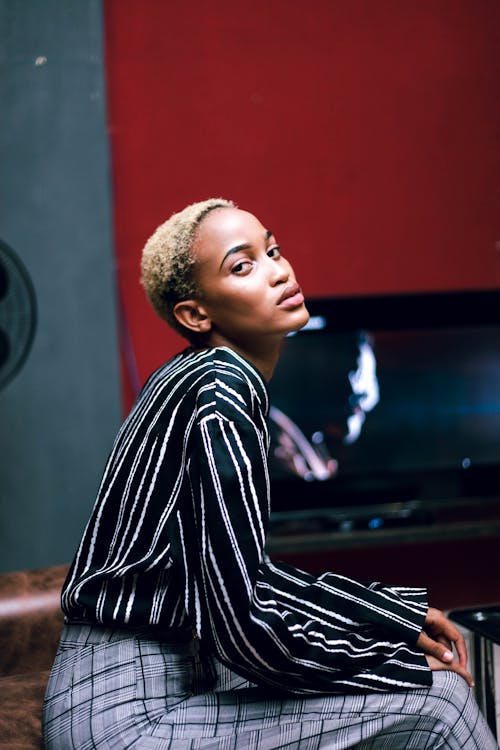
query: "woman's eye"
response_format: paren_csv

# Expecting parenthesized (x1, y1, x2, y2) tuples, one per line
(268, 245, 281, 258)
(231, 260, 253, 274)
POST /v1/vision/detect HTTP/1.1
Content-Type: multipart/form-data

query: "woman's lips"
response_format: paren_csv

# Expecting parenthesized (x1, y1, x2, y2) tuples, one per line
(277, 283, 305, 308)
(279, 291, 305, 309)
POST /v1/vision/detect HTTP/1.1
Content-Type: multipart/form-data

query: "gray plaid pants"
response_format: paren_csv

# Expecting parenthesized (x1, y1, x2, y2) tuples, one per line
(42, 623, 498, 749)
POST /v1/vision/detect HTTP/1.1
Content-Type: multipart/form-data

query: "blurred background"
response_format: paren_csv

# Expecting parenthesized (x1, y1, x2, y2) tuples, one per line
(0, 1, 499, 607)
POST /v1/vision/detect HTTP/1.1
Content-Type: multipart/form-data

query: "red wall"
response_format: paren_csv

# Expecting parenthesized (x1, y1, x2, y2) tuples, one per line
(103, 0, 500, 408)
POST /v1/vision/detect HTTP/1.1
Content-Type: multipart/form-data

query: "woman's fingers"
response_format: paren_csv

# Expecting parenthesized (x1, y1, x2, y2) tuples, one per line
(418, 608, 473, 686)
(423, 607, 468, 667)
(417, 632, 454, 662)
(425, 654, 475, 688)
(435, 634, 452, 652)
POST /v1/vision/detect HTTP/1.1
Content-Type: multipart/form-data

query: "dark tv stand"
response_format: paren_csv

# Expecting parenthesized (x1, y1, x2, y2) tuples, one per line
(267, 494, 500, 611)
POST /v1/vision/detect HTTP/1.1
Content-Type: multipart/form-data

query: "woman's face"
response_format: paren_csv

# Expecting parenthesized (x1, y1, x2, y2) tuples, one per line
(191, 207, 309, 349)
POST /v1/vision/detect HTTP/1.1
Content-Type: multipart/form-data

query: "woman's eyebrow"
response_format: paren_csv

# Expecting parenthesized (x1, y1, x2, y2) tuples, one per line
(219, 243, 251, 270)
(219, 231, 274, 270)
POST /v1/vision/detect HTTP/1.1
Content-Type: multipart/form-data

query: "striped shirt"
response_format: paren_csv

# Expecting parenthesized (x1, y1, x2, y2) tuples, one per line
(62, 346, 432, 694)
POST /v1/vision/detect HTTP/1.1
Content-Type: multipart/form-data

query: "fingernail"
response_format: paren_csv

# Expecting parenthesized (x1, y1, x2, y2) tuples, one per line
(443, 650, 453, 661)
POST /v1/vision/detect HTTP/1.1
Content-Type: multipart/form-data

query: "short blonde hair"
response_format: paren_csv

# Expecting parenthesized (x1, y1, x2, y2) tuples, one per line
(141, 198, 235, 338)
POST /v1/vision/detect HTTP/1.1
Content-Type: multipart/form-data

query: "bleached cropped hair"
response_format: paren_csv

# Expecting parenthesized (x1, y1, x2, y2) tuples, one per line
(141, 198, 235, 339)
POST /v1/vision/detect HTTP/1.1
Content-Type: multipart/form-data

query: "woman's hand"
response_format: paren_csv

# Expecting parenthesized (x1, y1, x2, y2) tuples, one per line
(416, 607, 474, 687)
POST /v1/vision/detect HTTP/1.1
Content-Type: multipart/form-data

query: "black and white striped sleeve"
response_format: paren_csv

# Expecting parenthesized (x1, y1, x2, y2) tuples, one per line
(171, 368, 432, 694)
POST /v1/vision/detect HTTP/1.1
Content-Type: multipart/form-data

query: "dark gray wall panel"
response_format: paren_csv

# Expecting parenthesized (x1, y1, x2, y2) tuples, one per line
(0, 0, 121, 572)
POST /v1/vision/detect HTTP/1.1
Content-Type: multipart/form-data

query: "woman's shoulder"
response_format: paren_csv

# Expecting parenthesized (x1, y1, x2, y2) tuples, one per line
(190, 346, 269, 419)
(138, 346, 269, 413)
(170, 346, 266, 387)
(212, 347, 268, 398)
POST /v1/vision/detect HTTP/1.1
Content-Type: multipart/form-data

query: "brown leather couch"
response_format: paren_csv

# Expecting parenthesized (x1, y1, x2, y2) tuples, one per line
(0, 564, 68, 749)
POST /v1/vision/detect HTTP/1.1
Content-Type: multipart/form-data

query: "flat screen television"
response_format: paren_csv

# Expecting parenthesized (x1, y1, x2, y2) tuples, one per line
(268, 289, 500, 527)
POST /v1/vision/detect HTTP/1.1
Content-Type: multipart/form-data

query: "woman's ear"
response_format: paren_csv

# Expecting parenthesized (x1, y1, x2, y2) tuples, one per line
(173, 300, 212, 335)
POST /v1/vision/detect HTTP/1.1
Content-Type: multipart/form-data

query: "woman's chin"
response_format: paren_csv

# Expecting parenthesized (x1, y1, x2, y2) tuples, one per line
(288, 305, 310, 333)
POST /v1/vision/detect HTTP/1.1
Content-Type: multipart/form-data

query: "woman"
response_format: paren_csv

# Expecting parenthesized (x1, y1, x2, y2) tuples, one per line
(43, 199, 497, 749)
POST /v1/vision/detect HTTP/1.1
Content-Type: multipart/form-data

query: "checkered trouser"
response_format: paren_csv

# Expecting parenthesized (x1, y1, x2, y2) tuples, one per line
(43, 623, 498, 750)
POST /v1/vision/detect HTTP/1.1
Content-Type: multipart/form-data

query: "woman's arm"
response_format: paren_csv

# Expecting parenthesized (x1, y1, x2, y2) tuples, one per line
(166, 369, 444, 693)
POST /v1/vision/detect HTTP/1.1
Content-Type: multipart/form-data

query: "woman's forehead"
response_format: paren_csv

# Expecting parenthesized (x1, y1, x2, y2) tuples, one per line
(195, 207, 270, 260)
(201, 208, 266, 239)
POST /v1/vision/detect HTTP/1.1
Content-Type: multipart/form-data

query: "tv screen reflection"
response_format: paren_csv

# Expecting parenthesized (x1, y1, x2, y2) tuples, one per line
(268, 320, 500, 488)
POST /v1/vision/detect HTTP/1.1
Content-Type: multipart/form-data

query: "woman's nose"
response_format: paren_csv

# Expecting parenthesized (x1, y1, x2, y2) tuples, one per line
(268, 257, 290, 284)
